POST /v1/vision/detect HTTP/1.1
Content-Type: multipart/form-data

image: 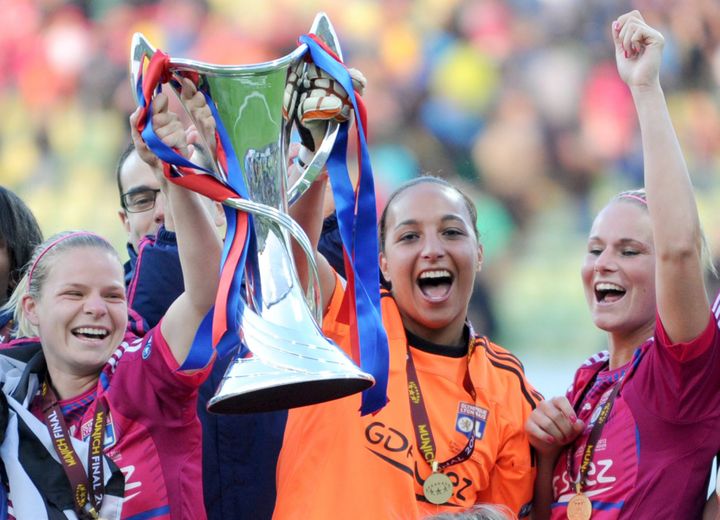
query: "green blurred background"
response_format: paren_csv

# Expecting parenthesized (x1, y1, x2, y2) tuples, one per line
(3, 0, 720, 397)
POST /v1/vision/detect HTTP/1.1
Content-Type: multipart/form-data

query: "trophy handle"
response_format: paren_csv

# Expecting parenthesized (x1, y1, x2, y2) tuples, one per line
(130, 33, 224, 176)
(286, 123, 339, 206)
(224, 197, 323, 322)
(130, 33, 156, 106)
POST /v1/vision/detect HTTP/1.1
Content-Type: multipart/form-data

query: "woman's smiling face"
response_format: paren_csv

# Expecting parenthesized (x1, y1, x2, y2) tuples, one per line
(581, 200, 656, 338)
(380, 182, 482, 345)
(23, 246, 128, 379)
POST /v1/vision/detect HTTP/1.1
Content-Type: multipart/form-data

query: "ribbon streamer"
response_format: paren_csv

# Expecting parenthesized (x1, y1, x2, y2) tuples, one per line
(133, 51, 252, 368)
(298, 34, 389, 415)
(133, 41, 389, 414)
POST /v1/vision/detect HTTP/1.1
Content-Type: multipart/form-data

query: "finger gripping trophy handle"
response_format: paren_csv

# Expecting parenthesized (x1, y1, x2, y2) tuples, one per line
(129, 33, 157, 106)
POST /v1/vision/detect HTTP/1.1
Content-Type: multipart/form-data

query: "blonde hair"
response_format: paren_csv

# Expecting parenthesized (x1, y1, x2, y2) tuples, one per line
(6, 231, 119, 338)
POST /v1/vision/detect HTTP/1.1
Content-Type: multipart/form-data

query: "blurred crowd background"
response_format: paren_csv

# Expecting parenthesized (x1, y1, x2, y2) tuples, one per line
(2, 0, 720, 396)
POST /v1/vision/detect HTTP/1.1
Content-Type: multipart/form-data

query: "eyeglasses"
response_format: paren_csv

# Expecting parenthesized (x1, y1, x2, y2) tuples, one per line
(121, 188, 162, 213)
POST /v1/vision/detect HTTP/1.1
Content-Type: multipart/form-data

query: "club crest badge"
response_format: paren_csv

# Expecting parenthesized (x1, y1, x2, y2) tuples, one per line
(455, 402, 488, 440)
(81, 412, 117, 449)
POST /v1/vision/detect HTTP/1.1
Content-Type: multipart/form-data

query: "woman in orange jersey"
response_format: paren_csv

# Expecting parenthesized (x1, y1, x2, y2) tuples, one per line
(276, 147, 542, 517)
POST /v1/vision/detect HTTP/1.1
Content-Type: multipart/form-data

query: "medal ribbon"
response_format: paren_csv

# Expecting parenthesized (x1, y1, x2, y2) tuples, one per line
(298, 33, 389, 415)
(569, 378, 622, 496)
(133, 50, 254, 366)
(406, 339, 478, 474)
(568, 350, 642, 495)
(40, 380, 107, 519)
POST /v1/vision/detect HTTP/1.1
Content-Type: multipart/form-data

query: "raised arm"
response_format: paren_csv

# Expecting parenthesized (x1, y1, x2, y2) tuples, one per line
(615, 11, 709, 342)
(130, 78, 222, 365)
(287, 65, 368, 313)
(287, 150, 337, 313)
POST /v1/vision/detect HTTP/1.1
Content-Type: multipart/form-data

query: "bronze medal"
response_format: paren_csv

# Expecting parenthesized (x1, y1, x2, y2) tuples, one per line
(423, 471, 454, 505)
(566, 492, 592, 520)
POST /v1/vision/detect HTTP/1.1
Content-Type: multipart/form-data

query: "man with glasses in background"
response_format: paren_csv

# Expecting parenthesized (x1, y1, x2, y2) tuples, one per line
(116, 142, 185, 328)
(117, 142, 166, 261)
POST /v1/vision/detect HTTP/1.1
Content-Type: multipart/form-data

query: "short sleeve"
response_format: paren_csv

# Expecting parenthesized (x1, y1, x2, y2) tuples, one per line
(632, 313, 720, 421)
(112, 324, 211, 412)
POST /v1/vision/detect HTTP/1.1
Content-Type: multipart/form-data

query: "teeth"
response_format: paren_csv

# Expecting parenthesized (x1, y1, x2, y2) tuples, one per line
(74, 327, 108, 337)
(419, 270, 451, 280)
(595, 282, 624, 292)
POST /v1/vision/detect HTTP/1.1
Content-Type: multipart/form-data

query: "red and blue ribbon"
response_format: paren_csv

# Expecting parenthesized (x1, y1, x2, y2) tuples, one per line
(298, 34, 389, 415)
(133, 51, 253, 369)
(134, 41, 389, 414)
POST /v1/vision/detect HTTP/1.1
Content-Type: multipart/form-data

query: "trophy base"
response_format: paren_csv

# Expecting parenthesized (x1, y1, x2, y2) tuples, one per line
(206, 356, 375, 414)
(207, 377, 373, 414)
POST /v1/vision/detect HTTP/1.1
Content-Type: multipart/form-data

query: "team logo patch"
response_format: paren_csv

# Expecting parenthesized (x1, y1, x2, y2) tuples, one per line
(81, 412, 117, 449)
(142, 337, 152, 360)
(455, 402, 488, 440)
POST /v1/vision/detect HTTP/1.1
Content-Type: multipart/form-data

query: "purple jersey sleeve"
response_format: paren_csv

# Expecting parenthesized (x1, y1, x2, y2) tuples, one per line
(101, 325, 210, 519)
(112, 324, 210, 418)
(632, 312, 720, 421)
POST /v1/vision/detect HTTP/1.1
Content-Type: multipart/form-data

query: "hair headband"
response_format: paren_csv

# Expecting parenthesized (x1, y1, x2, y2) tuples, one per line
(618, 193, 647, 205)
(27, 231, 104, 288)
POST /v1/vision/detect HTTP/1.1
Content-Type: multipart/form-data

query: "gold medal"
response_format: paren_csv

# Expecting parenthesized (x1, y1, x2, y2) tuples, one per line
(423, 470, 453, 505)
(566, 492, 592, 520)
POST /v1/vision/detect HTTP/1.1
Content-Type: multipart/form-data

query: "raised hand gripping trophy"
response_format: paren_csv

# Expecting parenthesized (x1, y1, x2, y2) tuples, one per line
(130, 13, 388, 414)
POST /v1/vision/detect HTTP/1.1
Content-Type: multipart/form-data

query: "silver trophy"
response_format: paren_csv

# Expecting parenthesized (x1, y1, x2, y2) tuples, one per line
(130, 13, 374, 413)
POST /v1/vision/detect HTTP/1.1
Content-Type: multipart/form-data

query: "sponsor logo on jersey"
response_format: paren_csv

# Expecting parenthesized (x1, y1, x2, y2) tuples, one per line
(555, 457, 618, 502)
(455, 402, 488, 440)
(364, 420, 478, 505)
(142, 336, 152, 360)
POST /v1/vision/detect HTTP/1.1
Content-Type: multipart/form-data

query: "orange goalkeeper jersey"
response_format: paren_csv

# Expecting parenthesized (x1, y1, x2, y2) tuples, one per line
(273, 281, 541, 520)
